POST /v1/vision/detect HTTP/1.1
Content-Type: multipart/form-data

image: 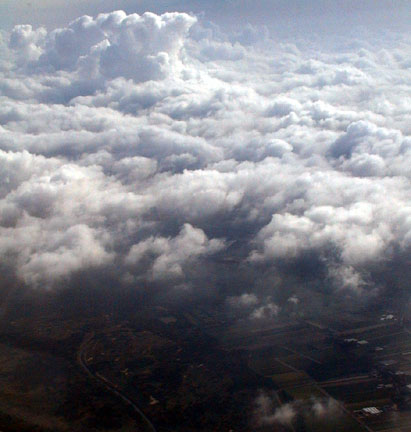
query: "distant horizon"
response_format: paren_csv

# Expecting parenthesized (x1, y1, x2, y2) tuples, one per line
(2, 0, 410, 35)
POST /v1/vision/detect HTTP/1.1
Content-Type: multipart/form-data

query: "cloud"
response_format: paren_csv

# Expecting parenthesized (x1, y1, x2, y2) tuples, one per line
(126, 223, 225, 280)
(250, 302, 280, 320)
(227, 293, 281, 321)
(10, 10, 196, 84)
(254, 392, 341, 428)
(0, 8, 409, 309)
(254, 392, 296, 426)
(272, 403, 296, 425)
(18, 224, 112, 286)
(9, 25, 46, 64)
(288, 295, 299, 304)
(311, 397, 339, 419)
(227, 293, 258, 308)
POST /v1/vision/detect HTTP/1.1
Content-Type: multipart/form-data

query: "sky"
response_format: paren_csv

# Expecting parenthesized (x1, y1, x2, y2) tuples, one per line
(2, 0, 411, 34)
(0, 1, 410, 319)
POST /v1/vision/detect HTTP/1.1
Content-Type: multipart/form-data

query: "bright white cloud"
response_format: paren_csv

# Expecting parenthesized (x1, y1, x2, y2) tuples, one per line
(0, 9, 409, 297)
(126, 223, 225, 280)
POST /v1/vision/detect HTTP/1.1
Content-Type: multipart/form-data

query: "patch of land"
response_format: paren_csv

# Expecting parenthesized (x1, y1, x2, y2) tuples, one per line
(0, 301, 409, 431)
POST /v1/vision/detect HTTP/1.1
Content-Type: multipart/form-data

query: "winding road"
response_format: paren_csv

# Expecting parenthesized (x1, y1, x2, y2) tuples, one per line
(77, 332, 157, 432)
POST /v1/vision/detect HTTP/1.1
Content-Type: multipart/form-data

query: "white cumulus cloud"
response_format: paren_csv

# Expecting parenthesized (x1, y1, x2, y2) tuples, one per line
(0, 9, 409, 301)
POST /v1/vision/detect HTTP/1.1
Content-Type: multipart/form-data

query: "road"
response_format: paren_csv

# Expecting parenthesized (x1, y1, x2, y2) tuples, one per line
(77, 332, 157, 432)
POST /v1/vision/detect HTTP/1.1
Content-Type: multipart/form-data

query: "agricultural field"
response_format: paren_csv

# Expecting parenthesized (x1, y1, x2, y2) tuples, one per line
(216, 307, 411, 432)
(0, 300, 409, 431)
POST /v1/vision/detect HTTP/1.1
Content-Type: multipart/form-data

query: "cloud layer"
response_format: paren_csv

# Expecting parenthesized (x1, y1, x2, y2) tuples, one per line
(0, 10, 409, 310)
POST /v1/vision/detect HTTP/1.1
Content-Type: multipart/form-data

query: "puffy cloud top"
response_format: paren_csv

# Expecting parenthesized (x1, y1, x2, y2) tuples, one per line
(11, 10, 196, 82)
(0, 10, 409, 308)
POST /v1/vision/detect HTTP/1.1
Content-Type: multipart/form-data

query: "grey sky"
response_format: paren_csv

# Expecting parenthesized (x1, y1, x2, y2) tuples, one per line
(1, 0, 410, 37)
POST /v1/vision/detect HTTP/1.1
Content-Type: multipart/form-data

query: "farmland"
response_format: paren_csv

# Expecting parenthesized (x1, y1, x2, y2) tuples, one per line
(0, 299, 409, 431)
